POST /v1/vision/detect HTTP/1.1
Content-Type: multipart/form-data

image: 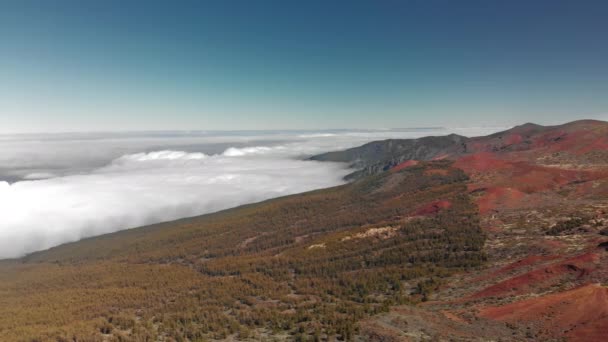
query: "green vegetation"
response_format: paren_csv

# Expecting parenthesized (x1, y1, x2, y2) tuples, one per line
(0, 161, 485, 341)
(545, 217, 590, 236)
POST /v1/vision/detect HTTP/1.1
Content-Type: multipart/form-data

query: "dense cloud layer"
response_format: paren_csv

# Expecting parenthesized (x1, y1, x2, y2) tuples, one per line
(0, 127, 504, 259)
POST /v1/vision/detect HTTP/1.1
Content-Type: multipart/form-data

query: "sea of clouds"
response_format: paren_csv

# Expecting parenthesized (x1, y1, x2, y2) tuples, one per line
(0, 126, 504, 259)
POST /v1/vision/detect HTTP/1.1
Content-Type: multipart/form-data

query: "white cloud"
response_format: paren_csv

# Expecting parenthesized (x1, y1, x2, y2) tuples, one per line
(23, 172, 57, 180)
(0, 150, 350, 259)
(118, 150, 209, 162)
(0, 126, 506, 259)
(222, 146, 276, 157)
(297, 133, 337, 138)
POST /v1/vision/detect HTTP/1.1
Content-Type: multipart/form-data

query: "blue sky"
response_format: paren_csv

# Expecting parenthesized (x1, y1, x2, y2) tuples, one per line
(1, 0, 607, 133)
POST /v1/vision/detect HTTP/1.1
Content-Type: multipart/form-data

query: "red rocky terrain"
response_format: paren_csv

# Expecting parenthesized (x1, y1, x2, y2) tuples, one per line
(359, 120, 608, 341)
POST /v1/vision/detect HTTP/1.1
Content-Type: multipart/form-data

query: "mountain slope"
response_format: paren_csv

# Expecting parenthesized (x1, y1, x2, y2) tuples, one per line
(356, 120, 608, 341)
(0, 160, 486, 341)
(312, 120, 608, 180)
(310, 134, 468, 178)
(1, 119, 607, 341)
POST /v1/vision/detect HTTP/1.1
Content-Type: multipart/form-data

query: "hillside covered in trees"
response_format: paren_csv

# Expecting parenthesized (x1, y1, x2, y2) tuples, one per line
(0, 160, 485, 341)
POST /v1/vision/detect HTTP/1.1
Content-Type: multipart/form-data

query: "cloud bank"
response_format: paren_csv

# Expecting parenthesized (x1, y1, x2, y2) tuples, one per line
(0, 127, 505, 259)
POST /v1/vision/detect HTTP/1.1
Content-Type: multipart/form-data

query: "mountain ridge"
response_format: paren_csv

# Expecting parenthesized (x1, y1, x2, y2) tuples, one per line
(311, 119, 608, 180)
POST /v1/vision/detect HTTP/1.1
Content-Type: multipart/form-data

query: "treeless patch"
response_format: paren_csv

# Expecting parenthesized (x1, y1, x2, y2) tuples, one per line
(479, 284, 608, 342)
(471, 252, 599, 299)
(391, 160, 419, 172)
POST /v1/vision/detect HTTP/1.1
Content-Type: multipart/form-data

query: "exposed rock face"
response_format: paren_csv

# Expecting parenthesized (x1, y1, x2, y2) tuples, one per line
(311, 134, 469, 179)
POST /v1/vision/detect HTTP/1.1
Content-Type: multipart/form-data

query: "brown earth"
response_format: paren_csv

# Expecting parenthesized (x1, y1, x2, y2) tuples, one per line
(361, 120, 608, 341)
(479, 284, 608, 342)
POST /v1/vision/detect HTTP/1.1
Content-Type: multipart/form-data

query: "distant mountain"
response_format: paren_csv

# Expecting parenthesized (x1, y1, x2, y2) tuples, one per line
(1, 119, 608, 341)
(311, 119, 608, 179)
(310, 134, 468, 179)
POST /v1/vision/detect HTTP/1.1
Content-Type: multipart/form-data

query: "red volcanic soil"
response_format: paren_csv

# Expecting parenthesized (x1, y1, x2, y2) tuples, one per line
(414, 200, 452, 216)
(469, 165, 601, 213)
(471, 255, 560, 283)
(540, 239, 567, 250)
(455, 149, 605, 213)
(391, 160, 419, 172)
(533, 122, 608, 155)
(479, 284, 608, 342)
(463, 120, 608, 156)
(511, 164, 579, 192)
(505, 133, 524, 145)
(453, 152, 511, 172)
(471, 252, 600, 299)
(475, 187, 526, 214)
(578, 135, 608, 154)
(457, 153, 589, 188)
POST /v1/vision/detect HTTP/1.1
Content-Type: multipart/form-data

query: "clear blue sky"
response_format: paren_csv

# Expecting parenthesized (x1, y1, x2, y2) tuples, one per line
(1, 0, 607, 133)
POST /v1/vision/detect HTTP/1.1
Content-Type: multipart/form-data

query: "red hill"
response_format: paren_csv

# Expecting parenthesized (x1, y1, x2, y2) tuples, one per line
(479, 284, 608, 342)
